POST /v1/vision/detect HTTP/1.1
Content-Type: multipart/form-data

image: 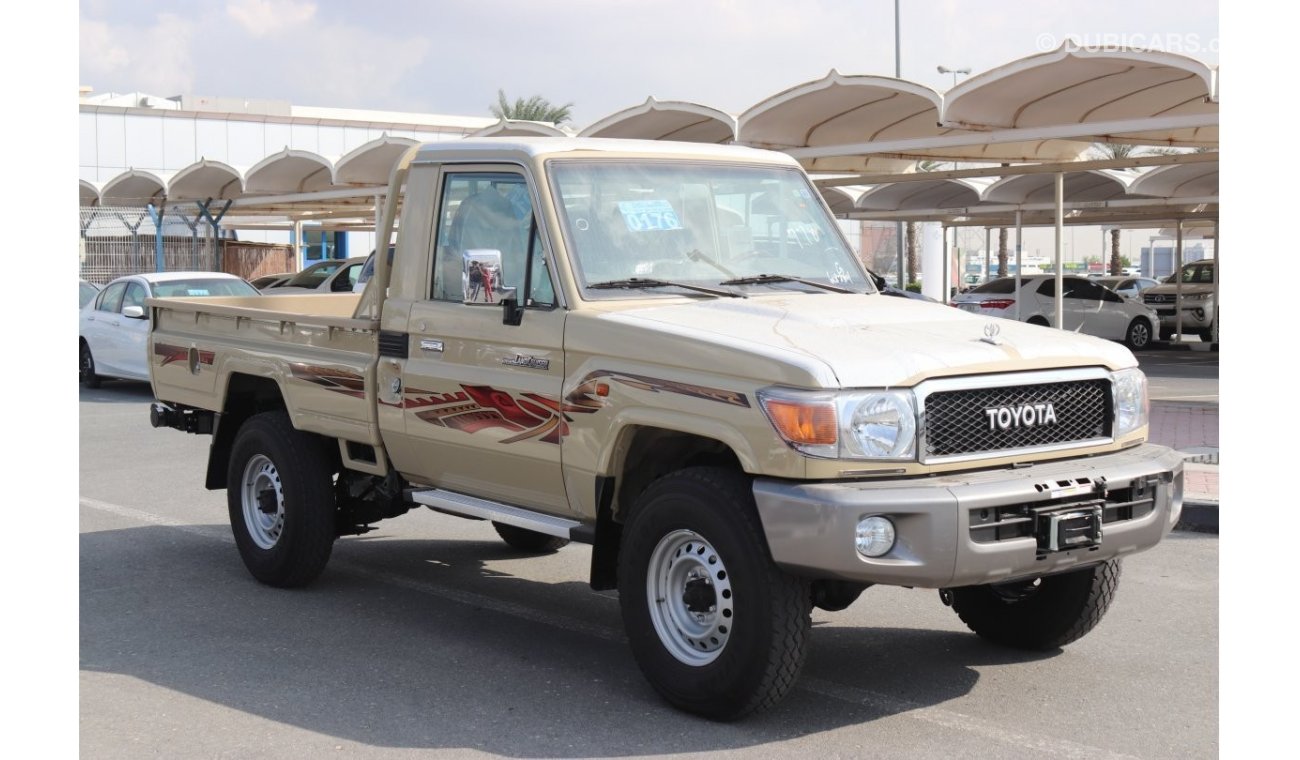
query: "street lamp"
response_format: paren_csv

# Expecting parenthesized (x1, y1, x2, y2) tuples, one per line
(937, 65, 971, 88)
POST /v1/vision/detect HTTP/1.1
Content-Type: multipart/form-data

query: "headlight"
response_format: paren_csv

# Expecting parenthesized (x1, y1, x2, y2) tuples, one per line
(1111, 368, 1149, 437)
(758, 388, 917, 460)
(1180, 292, 1212, 302)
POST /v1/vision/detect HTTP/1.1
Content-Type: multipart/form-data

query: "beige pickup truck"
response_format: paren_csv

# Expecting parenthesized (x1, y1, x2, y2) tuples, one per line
(146, 138, 1184, 720)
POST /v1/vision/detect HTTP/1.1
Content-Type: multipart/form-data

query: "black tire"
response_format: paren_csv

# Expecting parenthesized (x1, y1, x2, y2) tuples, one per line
(80, 340, 102, 388)
(617, 467, 811, 721)
(1027, 316, 1049, 327)
(1159, 326, 1174, 342)
(1124, 318, 1153, 351)
(492, 521, 570, 553)
(1198, 326, 1215, 343)
(949, 560, 1121, 650)
(226, 410, 337, 588)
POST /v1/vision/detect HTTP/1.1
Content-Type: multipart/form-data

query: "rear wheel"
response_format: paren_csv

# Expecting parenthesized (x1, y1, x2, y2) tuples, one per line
(491, 522, 569, 553)
(1027, 316, 1049, 327)
(226, 410, 337, 587)
(79, 340, 102, 388)
(1124, 318, 1153, 350)
(947, 560, 1121, 650)
(618, 467, 811, 721)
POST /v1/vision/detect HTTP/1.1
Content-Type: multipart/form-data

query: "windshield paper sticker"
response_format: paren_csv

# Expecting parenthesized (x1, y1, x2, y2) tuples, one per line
(618, 200, 682, 232)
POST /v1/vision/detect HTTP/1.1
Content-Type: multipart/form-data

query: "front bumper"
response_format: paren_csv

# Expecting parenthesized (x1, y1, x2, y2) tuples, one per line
(753, 444, 1183, 588)
(1149, 302, 1214, 330)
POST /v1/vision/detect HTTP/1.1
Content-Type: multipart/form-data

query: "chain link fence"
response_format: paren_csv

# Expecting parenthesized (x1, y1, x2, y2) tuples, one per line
(79, 206, 218, 285)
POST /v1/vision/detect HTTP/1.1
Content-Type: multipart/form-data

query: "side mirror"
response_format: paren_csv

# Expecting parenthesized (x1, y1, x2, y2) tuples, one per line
(122, 305, 147, 319)
(462, 249, 505, 305)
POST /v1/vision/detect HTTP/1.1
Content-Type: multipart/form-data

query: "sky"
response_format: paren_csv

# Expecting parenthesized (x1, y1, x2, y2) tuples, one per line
(78, 0, 1220, 127)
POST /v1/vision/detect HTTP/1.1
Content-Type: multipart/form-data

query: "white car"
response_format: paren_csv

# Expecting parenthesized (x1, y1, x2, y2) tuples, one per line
(271, 257, 366, 294)
(79, 272, 259, 386)
(950, 274, 1161, 350)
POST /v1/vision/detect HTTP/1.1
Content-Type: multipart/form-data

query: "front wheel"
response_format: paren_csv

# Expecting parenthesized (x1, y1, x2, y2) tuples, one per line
(618, 467, 811, 721)
(947, 560, 1121, 650)
(226, 410, 338, 587)
(80, 340, 101, 388)
(1124, 318, 1153, 350)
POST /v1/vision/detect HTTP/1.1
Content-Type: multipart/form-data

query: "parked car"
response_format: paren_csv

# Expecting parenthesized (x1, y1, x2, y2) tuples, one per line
(352, 247, 396, 293)
(79, 279, 101, 308)
(950, 274, 1160, 350)
(80, 272, 260, 387)
(250, 272, 295, 290)
(271, 257, 366, 294)
(1141, 260, 1217, 342)
(1094, 275, 1162, 300)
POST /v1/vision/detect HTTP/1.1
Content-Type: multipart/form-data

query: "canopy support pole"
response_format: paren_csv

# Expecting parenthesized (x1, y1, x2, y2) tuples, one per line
(941, 224, 949, 304)
(1175, 219, 1185, 341)
(1054, 172, 1064, 329)
(1212, 218, 1219, 345)
(1014, 209, 1023, 321)
(984, 227, 991, 286)
(147, 204, 166, 273)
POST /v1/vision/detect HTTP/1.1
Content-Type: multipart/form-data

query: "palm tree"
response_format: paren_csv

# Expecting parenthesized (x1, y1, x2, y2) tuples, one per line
(1092, 143, 1148, 275)
(998, 227, 1008, 277)
(490, 90, 574, 125)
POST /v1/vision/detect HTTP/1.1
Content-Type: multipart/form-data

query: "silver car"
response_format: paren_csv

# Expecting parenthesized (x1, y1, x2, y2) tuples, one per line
(950, 274, 1161, 351)
(1094, 275, 1162, 301)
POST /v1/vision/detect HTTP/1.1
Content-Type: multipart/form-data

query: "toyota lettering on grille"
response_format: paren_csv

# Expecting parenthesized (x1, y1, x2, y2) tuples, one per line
(985, 402, 1058, 431)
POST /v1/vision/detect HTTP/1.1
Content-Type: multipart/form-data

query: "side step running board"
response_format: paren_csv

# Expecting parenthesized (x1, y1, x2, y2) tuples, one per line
(410, 488, 581, 540)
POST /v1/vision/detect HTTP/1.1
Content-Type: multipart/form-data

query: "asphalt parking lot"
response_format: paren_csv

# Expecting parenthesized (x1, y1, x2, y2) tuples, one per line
(77, 375, 1219, 759)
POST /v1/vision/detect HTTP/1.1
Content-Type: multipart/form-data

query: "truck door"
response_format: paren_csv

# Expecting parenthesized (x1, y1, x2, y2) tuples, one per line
(392, 167, 571, 514)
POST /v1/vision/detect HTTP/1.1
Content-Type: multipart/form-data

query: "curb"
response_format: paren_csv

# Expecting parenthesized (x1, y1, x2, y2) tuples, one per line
(1175, 499, 1218, 534)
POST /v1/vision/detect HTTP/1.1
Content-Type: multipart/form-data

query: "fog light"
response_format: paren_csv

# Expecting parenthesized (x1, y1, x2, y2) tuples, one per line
(855, 516, 896, 558)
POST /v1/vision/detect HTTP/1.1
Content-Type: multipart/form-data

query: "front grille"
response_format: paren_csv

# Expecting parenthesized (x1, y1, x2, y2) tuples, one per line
(923, 379, 1111, 459)
(1144, 293, 1175, 305)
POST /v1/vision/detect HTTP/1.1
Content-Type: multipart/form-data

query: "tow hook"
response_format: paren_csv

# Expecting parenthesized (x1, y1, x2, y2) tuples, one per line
(938, 588, 953, 607)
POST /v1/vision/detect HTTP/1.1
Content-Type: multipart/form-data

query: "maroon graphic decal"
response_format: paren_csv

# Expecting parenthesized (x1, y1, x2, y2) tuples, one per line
(289, 364, 367, 399)
(153, 343, 214, 367)
(398, 384, 596, 445)
(566, 371, 749, 409)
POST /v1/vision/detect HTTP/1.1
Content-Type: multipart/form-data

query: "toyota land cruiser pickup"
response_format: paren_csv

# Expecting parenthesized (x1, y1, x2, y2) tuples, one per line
(145, 138, 1184, 720)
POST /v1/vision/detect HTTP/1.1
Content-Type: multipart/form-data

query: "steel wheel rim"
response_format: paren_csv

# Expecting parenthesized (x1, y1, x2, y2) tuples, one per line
(241, 454, 285, 550)
(646, 529, 733, 666)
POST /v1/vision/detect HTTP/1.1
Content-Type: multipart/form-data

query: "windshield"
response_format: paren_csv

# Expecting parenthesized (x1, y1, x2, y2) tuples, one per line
(1178, 262, 1215, 284)
(285, 261, 345, 288)
(150, 278, 260, 297)
(549, 161, 871, 297)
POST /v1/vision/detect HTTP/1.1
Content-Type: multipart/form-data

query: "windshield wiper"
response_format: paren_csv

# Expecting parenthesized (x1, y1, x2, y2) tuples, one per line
(719, 273, 856, 294)
(587, 278, 746, 298)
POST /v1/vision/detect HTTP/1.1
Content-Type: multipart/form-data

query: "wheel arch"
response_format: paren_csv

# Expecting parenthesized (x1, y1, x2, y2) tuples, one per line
(588, 423, 747, 591)
(205, 373, 290, 489)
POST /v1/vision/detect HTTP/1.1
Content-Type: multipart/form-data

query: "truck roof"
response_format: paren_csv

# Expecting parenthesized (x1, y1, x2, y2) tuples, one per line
(412, 137, 801, 167)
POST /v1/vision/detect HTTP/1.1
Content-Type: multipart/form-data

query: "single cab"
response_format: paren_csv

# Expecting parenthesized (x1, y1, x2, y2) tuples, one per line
(146, 138, 1183, 720)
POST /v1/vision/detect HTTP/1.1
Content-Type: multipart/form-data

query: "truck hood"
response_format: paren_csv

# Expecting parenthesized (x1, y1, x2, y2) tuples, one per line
(603, 293, 1137, 388)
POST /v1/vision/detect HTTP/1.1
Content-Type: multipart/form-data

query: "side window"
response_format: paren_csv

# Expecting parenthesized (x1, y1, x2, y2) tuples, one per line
(96, 282, 127, 313)
(122, 282, 148, 311)
(1064, 279, 1101, 300)
(1036, 279, 1056, 297)
(432, 170, 543, 306)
